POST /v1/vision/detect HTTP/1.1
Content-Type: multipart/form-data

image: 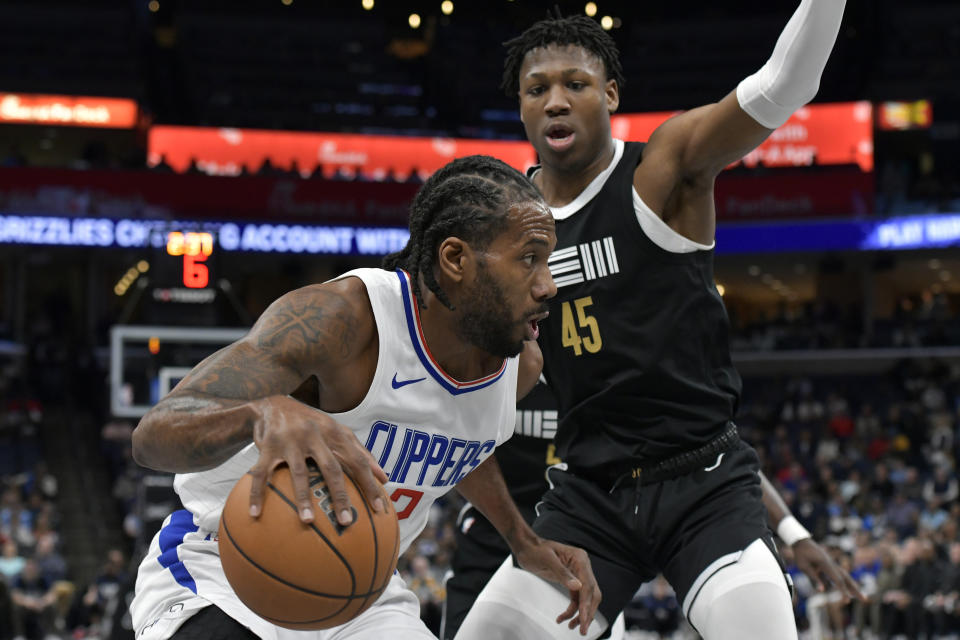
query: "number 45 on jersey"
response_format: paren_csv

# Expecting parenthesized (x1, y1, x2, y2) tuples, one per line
(561, 296, 602, 356)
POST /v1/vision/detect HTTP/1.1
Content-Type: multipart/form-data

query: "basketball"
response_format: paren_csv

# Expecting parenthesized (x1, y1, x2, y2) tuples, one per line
(218, 464, 399, 630)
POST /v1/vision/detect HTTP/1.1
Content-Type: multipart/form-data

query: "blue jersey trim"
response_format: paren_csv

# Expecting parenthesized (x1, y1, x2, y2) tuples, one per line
(157, 509, 200, 594)
(395, 270, 506, 396)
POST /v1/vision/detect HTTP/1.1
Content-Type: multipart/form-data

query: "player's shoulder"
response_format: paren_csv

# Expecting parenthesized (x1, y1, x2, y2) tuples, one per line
(254, 277, 378, 358)
(274, 276, 371, 318)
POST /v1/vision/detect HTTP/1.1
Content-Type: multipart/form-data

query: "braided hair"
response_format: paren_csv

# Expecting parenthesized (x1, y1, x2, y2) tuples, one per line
(501, 13, 624, 98)
(383, 155, 542, 310)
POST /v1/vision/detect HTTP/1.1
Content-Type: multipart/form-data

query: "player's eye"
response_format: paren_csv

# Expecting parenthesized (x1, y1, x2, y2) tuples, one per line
(522, 254, 536, 266)
(568, 81, 586, 90)
(526, 86, 545, 97)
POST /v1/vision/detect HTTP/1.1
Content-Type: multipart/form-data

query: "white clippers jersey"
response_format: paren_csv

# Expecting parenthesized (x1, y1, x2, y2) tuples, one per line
(130, 268, 519, 639)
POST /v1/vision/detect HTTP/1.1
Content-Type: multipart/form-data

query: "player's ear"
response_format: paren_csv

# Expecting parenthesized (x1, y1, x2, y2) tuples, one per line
(437, 236, 470, 284)
(606, 79, 619, 114)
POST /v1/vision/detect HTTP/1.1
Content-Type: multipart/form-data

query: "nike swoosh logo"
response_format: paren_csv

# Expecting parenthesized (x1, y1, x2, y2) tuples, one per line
(391, 373, 426, 389)
(704, 453, 724, 472)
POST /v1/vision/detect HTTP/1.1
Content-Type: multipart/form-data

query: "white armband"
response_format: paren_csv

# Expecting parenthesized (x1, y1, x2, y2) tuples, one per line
(736, 0, 847, 129)
(777, 515, 812, 546)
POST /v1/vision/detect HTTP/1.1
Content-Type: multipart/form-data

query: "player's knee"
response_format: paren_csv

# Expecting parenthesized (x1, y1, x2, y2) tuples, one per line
(686, 539, 796, 640)
(698, 582, 796, 640)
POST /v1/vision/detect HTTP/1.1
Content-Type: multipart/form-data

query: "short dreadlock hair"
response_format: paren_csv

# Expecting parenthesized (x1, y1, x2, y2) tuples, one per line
(382, 155, 543, 310)
(501, 13, 625, 98)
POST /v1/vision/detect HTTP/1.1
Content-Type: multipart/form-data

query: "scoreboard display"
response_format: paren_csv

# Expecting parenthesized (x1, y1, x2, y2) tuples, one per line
(147, 229, 220, 324)
(165, 231, 214, 289)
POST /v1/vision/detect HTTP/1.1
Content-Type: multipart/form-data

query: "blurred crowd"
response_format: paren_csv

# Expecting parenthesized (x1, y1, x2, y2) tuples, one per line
(0, 358, 131, 640)
(731, 292, 959, 351)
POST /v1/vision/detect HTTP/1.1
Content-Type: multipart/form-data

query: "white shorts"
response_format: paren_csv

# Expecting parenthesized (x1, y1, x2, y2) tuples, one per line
(130, 511, 434, 640)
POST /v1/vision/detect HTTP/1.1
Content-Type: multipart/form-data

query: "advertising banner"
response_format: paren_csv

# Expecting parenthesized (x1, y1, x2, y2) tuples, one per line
(0, 93, 138, 128)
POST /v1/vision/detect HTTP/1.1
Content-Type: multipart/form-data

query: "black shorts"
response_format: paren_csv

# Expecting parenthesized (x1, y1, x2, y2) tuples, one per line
(533, 440, 773, 624)
(440, 508, 514, 640)
(171, 606, 258, 640)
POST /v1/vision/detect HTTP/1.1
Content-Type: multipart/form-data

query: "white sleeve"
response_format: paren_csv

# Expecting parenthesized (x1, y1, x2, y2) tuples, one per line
(634, 188, 714, 253)
(736, 0, 847, 129)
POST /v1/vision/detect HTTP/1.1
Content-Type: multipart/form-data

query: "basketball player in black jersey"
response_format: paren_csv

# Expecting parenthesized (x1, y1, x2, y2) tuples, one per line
(455, 3, 864, 639)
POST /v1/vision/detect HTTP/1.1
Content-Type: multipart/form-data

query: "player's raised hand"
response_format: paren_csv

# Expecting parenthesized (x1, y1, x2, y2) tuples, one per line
(513, 538, 602, 636)
(792, 538, 866, 602)
(247, 394, 388, 525)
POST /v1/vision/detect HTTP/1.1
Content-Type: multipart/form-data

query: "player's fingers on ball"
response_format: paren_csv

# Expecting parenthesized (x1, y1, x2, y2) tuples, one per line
(343, 449, 387, 512)
(285, 455, 316, 522)
(245, 459, 275, 517)
(352, 460, 387, 513)
(315, 452, 354, 526)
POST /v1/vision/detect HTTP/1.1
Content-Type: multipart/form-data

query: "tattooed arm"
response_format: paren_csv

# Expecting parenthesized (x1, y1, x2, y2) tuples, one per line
(131, 277, 388, 524)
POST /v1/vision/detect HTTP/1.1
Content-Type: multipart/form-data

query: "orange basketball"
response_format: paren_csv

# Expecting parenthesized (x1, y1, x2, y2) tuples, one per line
(218, 464, 399, 630)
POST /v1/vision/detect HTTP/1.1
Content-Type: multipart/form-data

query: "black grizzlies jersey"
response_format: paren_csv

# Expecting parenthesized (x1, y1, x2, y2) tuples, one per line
(531, 141, 742, 470)
(498, 381, 559, 512)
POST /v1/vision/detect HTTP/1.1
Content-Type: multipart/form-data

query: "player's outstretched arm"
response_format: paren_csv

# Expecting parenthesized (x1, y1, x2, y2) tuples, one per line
(456, 455, 601, 636)
(759, 471, 865, 602)
(635, 0, 847, 242)
(131, 278, 388, 525)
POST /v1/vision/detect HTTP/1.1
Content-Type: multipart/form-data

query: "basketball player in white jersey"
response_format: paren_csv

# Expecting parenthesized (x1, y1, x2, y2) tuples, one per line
(128, 155, 601, 640)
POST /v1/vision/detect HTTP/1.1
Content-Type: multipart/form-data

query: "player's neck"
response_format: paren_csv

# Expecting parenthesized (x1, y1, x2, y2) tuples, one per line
(417, 291, 504, 382)
(534, 138, 616, 208)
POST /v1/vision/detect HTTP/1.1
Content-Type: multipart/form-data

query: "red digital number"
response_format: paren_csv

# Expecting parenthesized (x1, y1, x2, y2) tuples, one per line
(183, 254, 209, 288)
(390, 488, 424, 520)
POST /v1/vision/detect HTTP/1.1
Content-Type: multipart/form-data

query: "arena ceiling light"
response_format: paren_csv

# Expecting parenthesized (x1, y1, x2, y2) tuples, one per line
(441, 1, 453, 16)
(585, 3, 597, 17)
(362, 0, 374, 9)
(408, 13, 421, 28)
(600, 15, 613, 30)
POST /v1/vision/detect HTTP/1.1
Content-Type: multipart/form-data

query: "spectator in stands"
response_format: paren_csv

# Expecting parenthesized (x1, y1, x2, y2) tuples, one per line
(919, 496, 950, 533)
(152, 154, 174, 173)
(407, 554, 444, 635)
(255, 157, 280, 176)
(0, 539, 25, 581)
(638, 576, 680, 636)
(289, 158, 303, 178)
(10, 558, 56, 640)
(901, 538, 941, 637)
(0, 488, 33, 549)
(886, 491, 920, 539)
(68, 548, 128, 635)
(924, 464, 959, 507)
(932, 541, 960, 637)
(855, 403, 882, 440)
(33, 537, 66, 585)
(309, 162, 325, 179)
(406, 167, 424, 184)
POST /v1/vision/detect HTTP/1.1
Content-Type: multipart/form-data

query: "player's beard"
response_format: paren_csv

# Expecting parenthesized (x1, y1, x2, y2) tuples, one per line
(456, 262, 525, 358)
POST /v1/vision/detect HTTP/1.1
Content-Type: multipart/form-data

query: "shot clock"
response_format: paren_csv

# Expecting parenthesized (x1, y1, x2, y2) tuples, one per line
(165, 231, 214, 289)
